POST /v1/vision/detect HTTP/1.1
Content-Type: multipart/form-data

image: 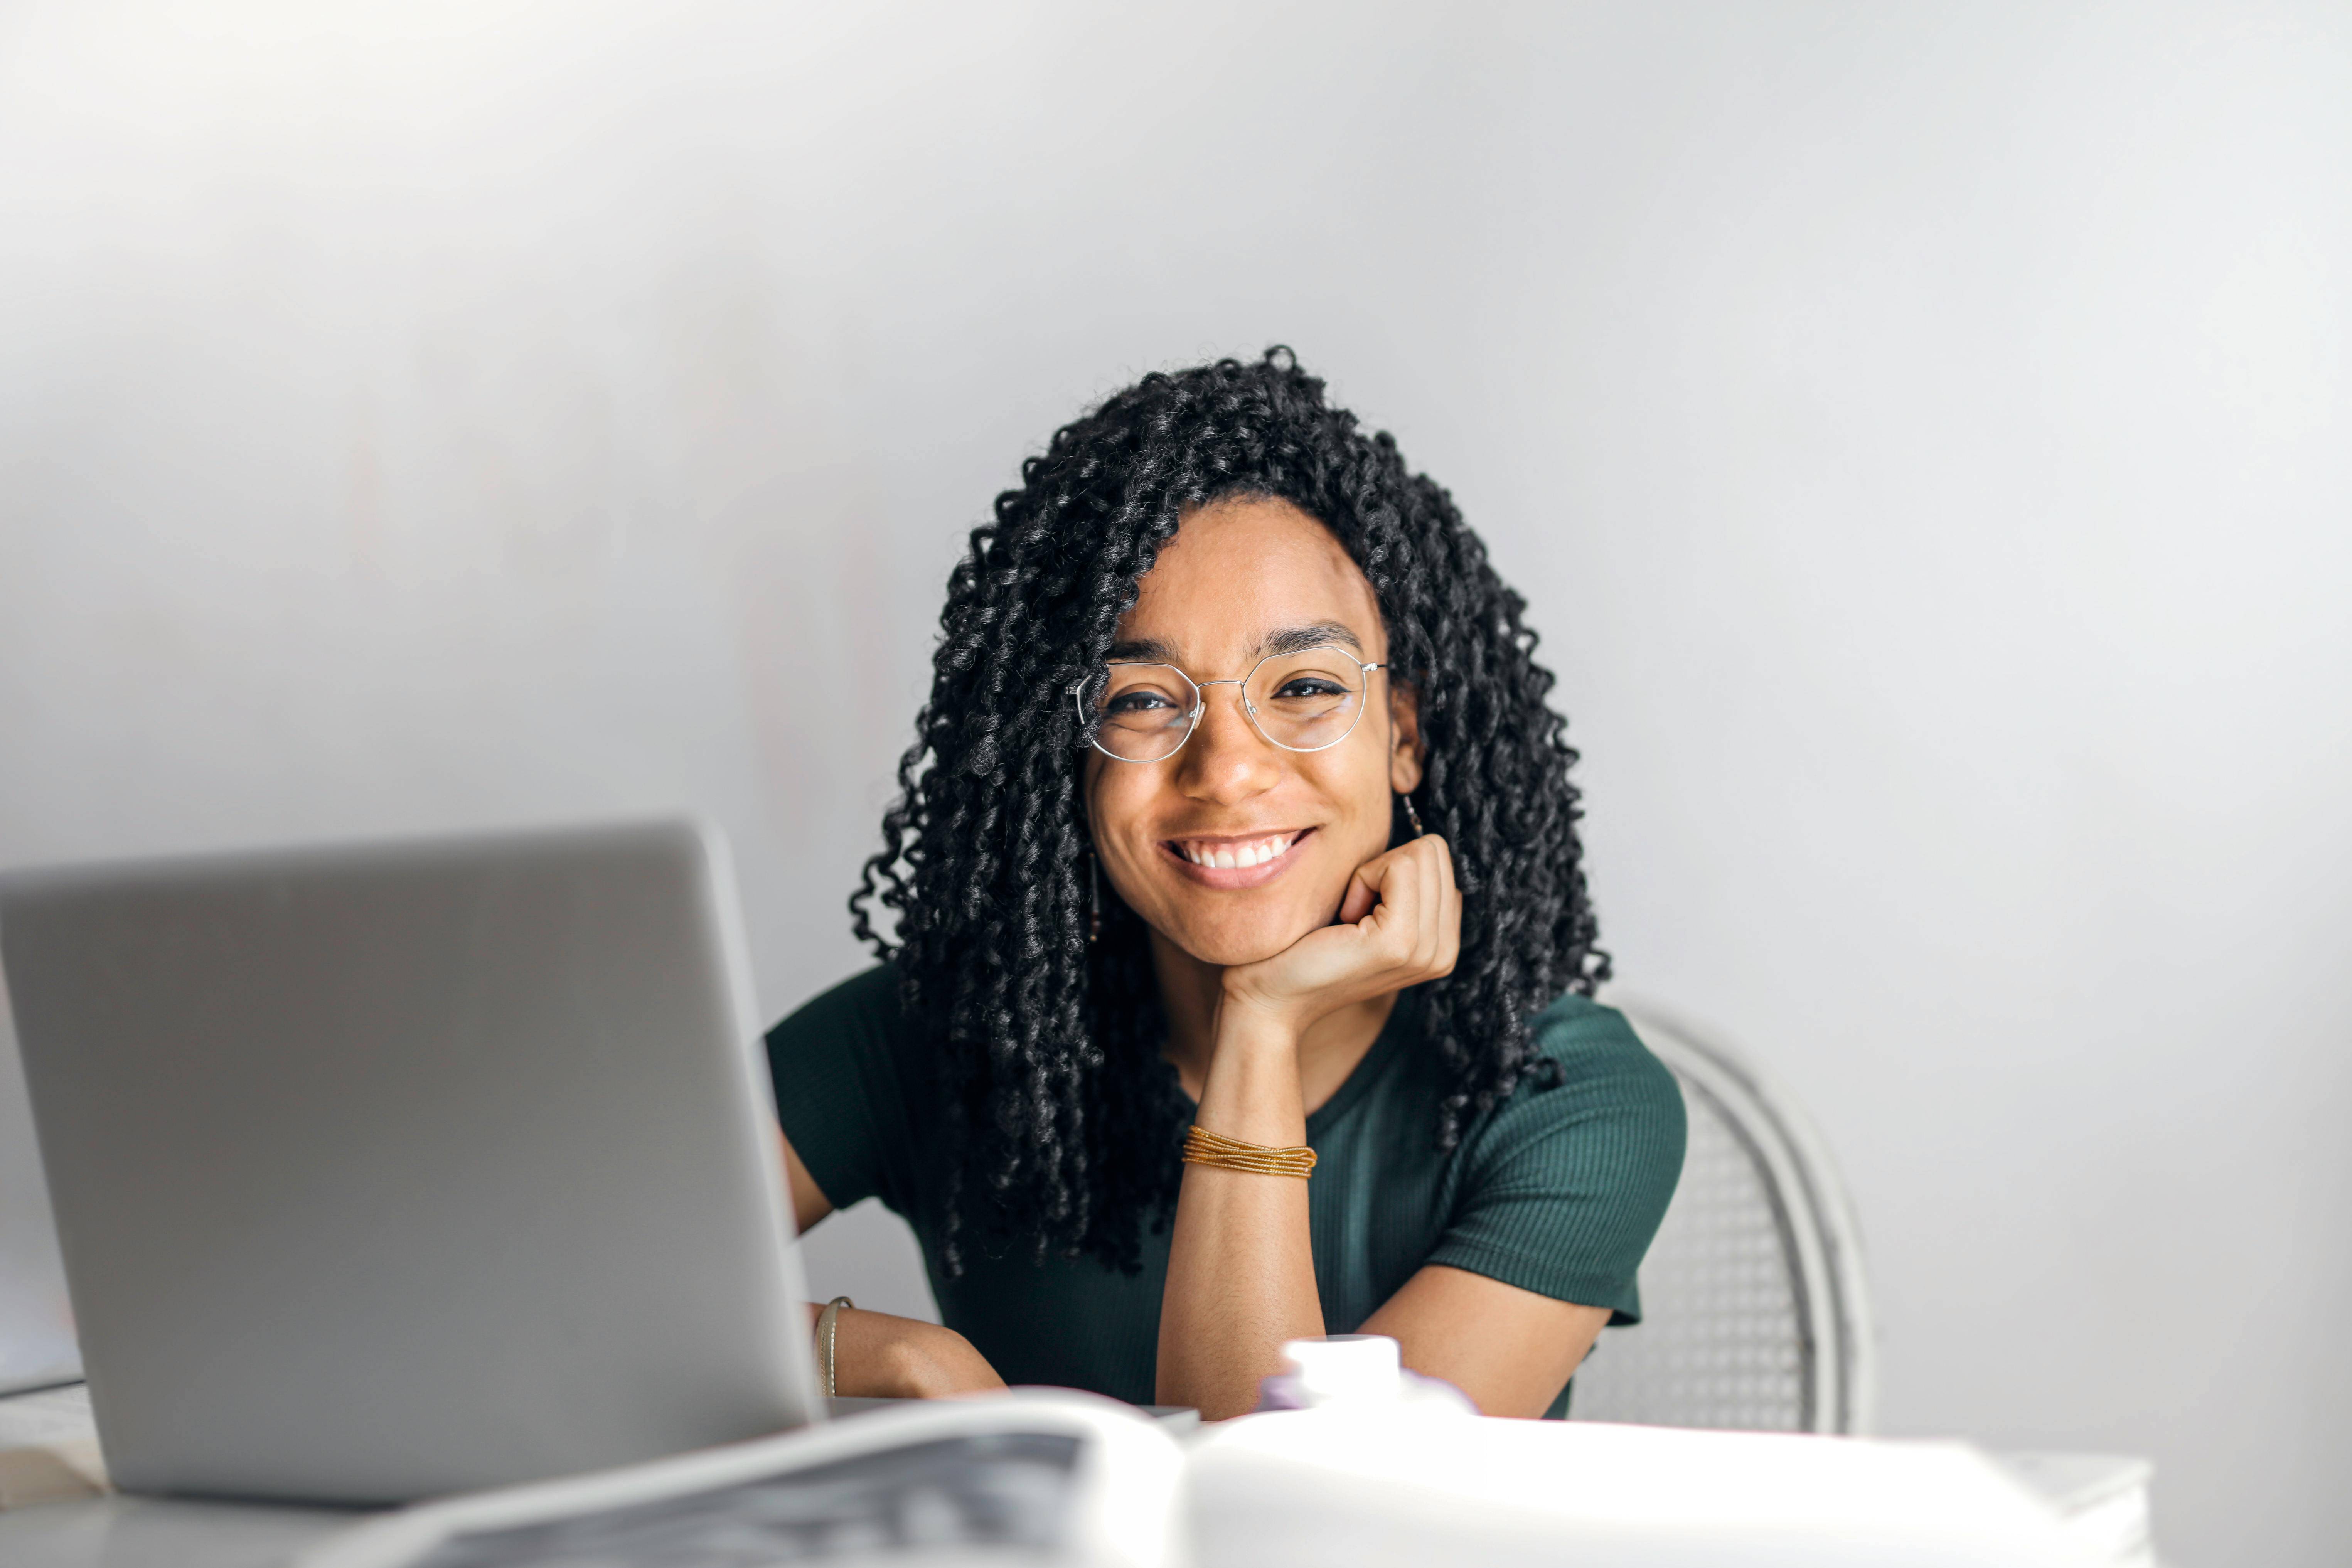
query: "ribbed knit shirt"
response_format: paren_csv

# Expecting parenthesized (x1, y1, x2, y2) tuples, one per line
(765, 966, 1686, 1419)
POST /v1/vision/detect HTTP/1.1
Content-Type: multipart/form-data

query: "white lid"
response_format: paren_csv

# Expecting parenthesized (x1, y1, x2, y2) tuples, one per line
(1280, 1334, 1404, 1405)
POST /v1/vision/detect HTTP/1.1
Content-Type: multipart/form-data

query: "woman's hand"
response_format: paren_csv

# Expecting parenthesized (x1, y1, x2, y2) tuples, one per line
(1219, 834, 1461, 1036)
(815, 1305, 1006, 1399)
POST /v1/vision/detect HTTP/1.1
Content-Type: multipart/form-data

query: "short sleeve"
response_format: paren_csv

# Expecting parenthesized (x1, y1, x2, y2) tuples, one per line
(1424, 996, 1687, 1324)
(762, 965, 911, 1215)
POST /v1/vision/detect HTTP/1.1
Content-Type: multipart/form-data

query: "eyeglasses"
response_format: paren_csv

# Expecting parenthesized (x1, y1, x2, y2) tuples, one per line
(1073, 642, 1391, 763)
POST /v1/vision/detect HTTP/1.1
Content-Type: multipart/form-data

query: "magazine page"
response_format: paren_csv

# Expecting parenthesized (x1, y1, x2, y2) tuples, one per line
(297, 1392, 1183, 1568)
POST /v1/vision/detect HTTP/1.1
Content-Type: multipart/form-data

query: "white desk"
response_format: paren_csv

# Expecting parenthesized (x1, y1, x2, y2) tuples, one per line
(0, 1381, 362, 1568)
(0, 1491, 356, 1568)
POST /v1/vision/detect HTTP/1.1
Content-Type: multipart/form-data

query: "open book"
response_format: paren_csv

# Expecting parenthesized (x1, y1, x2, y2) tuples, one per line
(285, 1388, 2133, 1568)
(296, 1393, 1184, 1568)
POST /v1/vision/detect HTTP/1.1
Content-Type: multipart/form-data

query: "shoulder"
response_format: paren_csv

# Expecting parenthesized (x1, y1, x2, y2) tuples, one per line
(1530, 994, 1680, 1100)
(1422, 992, 1688, 1325)
(765, 962, 906, 1049)
(763, 963, 935, 1214)
(763, 963, 926, 1112)
(1462, 993, 1688, 1188)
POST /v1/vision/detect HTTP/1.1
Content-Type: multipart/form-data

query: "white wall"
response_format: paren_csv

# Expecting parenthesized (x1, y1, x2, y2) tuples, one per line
(3, 4, 2346, 1561)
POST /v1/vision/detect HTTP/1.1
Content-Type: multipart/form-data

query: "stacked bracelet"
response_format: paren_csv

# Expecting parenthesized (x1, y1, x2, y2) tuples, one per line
(1182, 1124, 1318, 1179)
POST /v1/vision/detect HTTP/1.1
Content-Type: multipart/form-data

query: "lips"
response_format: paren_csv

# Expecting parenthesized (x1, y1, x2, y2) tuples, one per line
(1158, 827, 1314, 889)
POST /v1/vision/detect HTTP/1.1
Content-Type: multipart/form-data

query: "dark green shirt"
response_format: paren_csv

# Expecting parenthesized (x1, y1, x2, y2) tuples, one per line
(765, 966, 1685, 1418)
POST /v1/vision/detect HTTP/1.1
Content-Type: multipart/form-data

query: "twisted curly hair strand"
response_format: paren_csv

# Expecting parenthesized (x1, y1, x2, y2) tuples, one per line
(850, 348, 1606, 1274)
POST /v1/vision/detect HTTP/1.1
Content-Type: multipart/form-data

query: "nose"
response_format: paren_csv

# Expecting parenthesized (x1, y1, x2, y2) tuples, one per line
(1173, 680, 1281, 805)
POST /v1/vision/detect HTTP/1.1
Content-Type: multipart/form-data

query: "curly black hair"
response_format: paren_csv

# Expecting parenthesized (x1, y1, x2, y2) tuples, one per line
(850, 348, 1606, 1275)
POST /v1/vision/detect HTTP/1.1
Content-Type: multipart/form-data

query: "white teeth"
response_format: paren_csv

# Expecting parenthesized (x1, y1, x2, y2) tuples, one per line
(1179, 833, 1295, 869)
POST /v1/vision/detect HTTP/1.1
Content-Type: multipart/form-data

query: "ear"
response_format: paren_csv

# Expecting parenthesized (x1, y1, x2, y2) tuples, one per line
(1387, 678, 1424, 795)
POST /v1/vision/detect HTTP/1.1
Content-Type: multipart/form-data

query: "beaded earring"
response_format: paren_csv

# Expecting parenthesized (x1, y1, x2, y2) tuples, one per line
(1399, 791, 1426, 839)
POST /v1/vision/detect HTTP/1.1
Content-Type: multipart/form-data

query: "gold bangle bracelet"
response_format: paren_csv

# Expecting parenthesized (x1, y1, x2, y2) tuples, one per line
(1182, 1124, 1318, 1179)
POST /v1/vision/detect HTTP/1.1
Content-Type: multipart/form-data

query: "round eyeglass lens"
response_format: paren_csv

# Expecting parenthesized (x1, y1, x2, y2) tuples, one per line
(1244, 646, 1366, 751)
(1085, 662, 1201, 761)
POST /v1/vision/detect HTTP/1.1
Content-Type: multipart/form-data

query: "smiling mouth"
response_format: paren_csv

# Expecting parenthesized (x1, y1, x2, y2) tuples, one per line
(1165, 829, 1309, 871)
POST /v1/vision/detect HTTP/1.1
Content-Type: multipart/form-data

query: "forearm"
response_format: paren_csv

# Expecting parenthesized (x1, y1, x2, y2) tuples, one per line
(1155, 1008, 1324, 1419)
(808, 1304, 1005, 1399)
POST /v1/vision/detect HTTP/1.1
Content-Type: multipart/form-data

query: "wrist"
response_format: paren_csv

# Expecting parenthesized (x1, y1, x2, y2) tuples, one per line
(1213, 987, 1307, 1053)
(878, 1332, 942, 1398)
(1196, 1000, 1310, 1146)
(834, 1310, 986, 1399)
(889, 1323, 1002, 1398)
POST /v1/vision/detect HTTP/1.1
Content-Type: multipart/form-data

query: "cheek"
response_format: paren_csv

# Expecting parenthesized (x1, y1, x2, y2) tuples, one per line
(1302, 750, 1397, 856)
(1084, 765, 1161, 881)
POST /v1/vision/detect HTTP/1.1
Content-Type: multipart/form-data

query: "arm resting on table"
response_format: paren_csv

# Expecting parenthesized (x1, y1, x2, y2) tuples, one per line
(780, 1129, 1004, 1399)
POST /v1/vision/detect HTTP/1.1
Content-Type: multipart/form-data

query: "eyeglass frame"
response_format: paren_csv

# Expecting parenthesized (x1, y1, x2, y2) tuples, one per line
(1071, 642, 1395, 763)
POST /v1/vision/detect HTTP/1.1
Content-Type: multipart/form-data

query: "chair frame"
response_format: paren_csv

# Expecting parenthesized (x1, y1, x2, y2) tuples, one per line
(1610, 995, 1879, 1436)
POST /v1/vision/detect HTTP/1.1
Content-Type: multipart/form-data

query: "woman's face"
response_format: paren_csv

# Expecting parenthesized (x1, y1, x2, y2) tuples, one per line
(1084, 495, 1421, 967)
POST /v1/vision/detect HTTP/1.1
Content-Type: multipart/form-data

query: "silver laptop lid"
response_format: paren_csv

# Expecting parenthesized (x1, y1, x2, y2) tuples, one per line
(0, 968, 81, 1395)
(0, 819, 819, 1503)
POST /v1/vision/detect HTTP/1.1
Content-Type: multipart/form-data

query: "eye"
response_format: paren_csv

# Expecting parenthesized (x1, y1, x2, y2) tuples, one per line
(1270, 677, 1350, 701)
(1105, 688, 1181, 715)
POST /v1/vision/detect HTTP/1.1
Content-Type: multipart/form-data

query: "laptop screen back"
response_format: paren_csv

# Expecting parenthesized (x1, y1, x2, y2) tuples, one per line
(0, 968, 81, 1395)
(0, 820, 818, 1502)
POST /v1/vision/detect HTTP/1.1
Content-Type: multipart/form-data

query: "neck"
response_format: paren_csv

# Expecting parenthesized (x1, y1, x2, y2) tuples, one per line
(1151, 932, 1400, 1113)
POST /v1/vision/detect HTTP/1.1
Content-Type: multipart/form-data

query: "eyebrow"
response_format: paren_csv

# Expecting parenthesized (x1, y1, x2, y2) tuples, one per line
(1104, 621, 1365, 667)
(1262, 621, 1364, 658)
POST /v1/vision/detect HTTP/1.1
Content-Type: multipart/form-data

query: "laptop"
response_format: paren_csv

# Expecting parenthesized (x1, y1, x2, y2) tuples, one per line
(0, 819, 822, 1504)
(0, 970, 81, 1396)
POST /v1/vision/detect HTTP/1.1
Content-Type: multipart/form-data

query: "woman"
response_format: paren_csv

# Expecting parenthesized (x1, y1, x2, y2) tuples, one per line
(768, 349, 1684, 1421)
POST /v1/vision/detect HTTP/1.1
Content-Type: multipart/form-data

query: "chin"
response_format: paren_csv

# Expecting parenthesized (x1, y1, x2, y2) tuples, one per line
(1166, 910, 1324, 968)
(1184, 936, 1294, 967)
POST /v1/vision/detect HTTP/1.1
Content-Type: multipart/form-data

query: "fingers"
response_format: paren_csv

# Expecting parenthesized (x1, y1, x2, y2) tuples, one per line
(1343, 840, 1420, 934)
(1346, 836, 1459, 984)
(1224, 835, 1461, 1028)
(1404, 835, 1457, 981)
(1426, 835, 1460, 977)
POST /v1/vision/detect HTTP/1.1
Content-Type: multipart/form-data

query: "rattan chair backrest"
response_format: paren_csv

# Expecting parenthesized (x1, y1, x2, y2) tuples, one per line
(1566, 1000, 1876, 1435)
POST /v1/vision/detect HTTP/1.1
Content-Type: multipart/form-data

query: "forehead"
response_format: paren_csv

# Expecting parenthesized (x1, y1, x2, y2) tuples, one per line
(1116, 495, 1384, 665)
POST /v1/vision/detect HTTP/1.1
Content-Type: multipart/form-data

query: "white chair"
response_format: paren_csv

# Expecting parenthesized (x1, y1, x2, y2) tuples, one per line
(1567, 999, 1877, 1435)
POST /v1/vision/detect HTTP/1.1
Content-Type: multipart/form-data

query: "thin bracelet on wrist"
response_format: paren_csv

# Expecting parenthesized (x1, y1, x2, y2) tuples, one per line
(1181, 1124, 1317, 1179)
(816, 1295, 854, 1399)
